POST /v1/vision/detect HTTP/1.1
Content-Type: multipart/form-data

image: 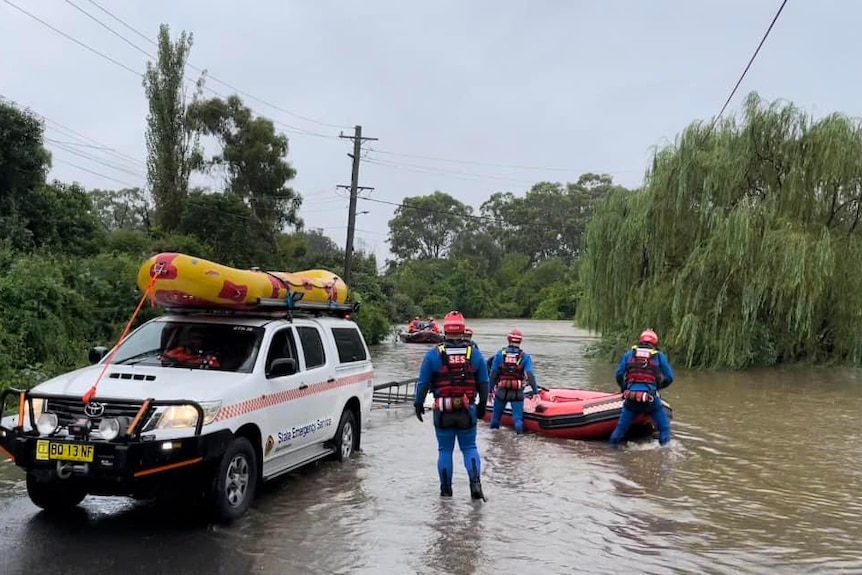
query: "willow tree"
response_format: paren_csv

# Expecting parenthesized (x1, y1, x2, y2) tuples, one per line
(578, 92, 862, 369)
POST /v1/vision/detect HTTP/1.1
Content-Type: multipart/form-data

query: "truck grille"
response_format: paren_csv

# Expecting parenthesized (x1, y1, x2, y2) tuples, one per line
(43, 397, 151, 428)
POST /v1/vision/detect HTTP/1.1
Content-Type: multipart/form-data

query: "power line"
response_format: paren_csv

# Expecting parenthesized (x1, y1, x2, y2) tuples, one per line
(5, 94, 350, 217)
(53, 158, 139, 187)
(3, 0, 341, 140)
(367, 4, 788, 176)
(1, 94, 148, 172)
(49, 140, 147, 179)
(44, 138, 121, 151)
(66, 0, 339, 139)
(1, 0, 140, 76)
(82, 0, 352, 131)
(712, 0, 789, 127)
(5, 0, 636, 184)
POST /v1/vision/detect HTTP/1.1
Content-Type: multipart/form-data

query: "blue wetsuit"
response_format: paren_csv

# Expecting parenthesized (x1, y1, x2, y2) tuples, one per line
(415, 340, 490, 495)
(489, 345, 538, 434)
(609, 345, 674, 445)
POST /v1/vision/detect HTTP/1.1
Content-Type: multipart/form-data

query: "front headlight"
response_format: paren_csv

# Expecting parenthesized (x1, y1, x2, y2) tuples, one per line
(36, 413, 58, 435)
(142, 401, 221, 432)
(98, 417, 122, 441)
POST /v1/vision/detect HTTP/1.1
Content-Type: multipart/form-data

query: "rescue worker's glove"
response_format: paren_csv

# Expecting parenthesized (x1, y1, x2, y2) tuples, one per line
(476, 402, 486, 419)
(414, 403, 424, 422)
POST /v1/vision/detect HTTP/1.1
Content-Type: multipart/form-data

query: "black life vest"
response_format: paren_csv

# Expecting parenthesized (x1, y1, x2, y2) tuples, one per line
(497, 347, 525, 390)
(431, 341, 478, 411)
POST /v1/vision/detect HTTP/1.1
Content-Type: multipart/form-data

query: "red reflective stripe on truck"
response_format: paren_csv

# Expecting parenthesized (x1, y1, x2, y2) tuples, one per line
(214, 370, 373, 422)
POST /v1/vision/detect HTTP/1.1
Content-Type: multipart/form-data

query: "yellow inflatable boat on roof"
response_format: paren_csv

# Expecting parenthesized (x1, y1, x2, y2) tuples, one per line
(136, 252, 350, 311)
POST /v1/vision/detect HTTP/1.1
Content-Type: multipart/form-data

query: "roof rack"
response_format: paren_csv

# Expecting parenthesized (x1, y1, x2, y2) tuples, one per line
(164, 290, 360, 321)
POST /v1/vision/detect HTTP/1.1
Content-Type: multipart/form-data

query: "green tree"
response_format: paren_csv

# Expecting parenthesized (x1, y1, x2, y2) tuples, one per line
(188, 95, 302, 247)
(480, 178, 618, 265)
(177, 189, 274, 267)
(0, 100, 50, 249)
(449, 227, 503, 273)
(289, 228, 343, 271)
(20, 181, 105, 256)
(387, 191, 472, 260)
(143, 24, 204, 232)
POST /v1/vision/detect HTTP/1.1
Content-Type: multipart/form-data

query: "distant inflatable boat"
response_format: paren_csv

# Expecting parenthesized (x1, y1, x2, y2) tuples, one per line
(483, 387, 673, 440)
(399, 330, 445, 344)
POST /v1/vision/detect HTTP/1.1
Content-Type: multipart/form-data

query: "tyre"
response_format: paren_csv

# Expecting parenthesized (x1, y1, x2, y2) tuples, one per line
(26, 472, 86, 511)
(330, 409, 357, 462)
(208, 436, 258, 522)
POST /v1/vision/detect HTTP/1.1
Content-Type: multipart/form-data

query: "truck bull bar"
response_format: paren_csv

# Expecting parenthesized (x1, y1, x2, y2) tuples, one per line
(0, 388, 207, 438)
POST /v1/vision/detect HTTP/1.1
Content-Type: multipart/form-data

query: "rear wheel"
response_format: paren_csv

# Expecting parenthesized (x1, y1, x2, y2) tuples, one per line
(208, 436, 258, 522)
(26, 472, 86, 511)
(330, 409, 357, 462)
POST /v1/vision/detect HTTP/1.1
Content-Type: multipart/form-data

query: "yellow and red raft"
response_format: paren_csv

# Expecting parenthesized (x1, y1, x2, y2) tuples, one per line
(136, 252, 349, 311)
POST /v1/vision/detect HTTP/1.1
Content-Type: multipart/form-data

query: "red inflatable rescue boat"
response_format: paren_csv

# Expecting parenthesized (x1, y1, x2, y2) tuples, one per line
(483, 387, 673, 440)
(399, 330, 445, 344)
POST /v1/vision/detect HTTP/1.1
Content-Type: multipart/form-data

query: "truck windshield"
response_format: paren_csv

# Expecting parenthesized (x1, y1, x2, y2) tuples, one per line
(111, 320, 264, 373)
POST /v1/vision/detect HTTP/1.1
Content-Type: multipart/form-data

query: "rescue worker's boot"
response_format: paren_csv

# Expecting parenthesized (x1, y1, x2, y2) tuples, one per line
(440, 469, 452, 497)
(469, 480, 485, 501)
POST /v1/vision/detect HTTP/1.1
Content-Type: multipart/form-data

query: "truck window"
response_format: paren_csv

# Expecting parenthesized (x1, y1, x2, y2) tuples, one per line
(330, 327, 368, 363)
(112, 321, 264, 373)
(265, 327, 299, 376)
(297, 326, 326, 369)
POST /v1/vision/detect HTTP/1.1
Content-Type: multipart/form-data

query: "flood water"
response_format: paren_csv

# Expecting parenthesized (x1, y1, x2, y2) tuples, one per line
(1, 318, 861, 574)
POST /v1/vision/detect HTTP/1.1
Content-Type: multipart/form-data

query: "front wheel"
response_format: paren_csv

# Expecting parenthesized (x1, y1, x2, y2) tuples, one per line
(208, 436, 258, 522)
(26, 472, 86, 511)
(329, 409, 357, 462)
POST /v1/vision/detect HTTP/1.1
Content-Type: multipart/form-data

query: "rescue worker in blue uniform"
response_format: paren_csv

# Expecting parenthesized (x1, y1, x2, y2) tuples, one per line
(609, 329, 674, 446)
(414, 311, 490, 500)
(488, 328, 538, 435)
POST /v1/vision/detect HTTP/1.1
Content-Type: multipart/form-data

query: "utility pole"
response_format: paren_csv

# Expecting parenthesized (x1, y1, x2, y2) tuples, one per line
(337, 125, 377, 285)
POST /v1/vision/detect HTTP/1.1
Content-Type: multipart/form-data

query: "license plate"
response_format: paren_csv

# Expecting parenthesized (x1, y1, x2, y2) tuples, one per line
(35, 440, 94, 463)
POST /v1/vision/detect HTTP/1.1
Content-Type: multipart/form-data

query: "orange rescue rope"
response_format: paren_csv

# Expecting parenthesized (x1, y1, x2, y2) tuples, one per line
(82, 264, 162, 405)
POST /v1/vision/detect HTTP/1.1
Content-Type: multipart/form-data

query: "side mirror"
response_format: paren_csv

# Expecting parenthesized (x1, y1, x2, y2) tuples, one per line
(89, 346, 108, 365)
(269, 358, 297, 378)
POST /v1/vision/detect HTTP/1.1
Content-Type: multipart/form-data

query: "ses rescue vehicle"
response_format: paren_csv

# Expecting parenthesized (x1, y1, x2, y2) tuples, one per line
(0, 297, 374, 521)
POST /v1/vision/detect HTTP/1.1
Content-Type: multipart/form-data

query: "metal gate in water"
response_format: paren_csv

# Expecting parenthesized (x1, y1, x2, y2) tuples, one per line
(372, 378, 418, 409)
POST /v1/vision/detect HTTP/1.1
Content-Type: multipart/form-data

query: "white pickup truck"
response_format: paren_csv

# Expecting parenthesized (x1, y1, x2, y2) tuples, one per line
(0, 299, 374, 521)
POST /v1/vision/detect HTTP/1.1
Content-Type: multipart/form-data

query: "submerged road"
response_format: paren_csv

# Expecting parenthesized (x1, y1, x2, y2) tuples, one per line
(1, 319, 861, 574)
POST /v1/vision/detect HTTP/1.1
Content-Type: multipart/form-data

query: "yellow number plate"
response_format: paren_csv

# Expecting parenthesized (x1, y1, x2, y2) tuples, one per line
(35, 440, 94, 463)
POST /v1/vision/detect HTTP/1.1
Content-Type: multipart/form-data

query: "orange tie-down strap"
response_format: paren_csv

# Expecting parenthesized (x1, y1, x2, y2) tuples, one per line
(133, 457, 204, 478)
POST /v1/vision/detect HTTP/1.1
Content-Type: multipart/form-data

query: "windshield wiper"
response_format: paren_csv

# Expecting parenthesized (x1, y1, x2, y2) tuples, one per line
(115, 349, 163, 365)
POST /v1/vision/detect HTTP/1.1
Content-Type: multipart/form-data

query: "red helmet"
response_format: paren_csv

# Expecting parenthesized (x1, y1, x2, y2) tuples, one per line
(507, 328, 523, 344)
(639, 329, 658, 345)
(443, 311, 466, 334)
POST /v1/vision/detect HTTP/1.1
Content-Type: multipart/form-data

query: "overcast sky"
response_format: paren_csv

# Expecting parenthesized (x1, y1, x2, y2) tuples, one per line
(0, 0, 853, 268)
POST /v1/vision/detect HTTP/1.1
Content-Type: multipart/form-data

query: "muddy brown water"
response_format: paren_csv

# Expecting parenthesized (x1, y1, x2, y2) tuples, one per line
(1, 319, 860, 574)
